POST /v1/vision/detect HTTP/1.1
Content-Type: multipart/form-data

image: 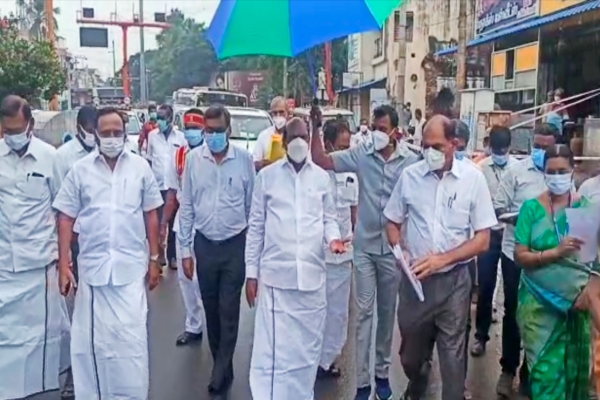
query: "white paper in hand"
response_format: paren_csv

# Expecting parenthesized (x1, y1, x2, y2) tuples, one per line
(391, 244, 425, 302)
(565, 207, 600, 263)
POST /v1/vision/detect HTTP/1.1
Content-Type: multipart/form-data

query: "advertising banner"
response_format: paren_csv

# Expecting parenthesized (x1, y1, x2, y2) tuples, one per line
(227, 71, 268, 106)
(476, 0, 538, 36)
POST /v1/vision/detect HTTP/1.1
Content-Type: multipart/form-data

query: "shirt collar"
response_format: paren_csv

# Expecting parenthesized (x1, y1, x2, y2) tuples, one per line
(92, 147, 130, 162)
(418, 157, 463, 178)
(282, 155, 313, 173)
(201, 143, 236, 162)
(0, 136, 43, 159)
(366, 139, 411, 160)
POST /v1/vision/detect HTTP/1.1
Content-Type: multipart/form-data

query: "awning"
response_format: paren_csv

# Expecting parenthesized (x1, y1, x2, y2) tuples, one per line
(338, 77, 386, 94)
(436, 0, 600, 56)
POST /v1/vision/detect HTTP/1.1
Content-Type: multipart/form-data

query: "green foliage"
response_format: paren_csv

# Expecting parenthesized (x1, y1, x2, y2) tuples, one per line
(0, 23, 66, 102)
(123, 8, 347, 106)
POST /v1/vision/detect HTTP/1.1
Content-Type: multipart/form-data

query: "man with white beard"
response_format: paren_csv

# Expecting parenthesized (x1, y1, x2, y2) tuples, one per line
(53, 107, 163, 399)
(0, 95, 67, 400)
(246, 117, 345, 399)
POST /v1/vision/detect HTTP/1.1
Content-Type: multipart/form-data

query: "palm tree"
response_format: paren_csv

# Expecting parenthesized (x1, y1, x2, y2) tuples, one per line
(16, 0, 60, 41)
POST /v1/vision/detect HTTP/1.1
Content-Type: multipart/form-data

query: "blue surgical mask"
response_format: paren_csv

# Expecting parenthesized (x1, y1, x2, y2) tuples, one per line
(149, 112, 157, 120)
(455, 150, 467, 160)
(184, 128, 204, 147)
(157, 120, 169, 133)
(4, 126, 31, 151)
(491, 153, 508, 166)
(545, 173, 572, 195)
(531, 148, 546, 170)
(205, 132, 228, 153)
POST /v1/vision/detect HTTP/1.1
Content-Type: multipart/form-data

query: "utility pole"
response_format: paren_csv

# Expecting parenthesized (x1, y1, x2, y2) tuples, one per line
(282, 58, 288, 98)
(455, 0, 468, 113)
(139, 0, 147, 103)
(112, 40, 117, 95)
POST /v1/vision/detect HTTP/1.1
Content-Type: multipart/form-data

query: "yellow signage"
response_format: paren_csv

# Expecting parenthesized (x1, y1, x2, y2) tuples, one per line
(540, 0, 585, 16)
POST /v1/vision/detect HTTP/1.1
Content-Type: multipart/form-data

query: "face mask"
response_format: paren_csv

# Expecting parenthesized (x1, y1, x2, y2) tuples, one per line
(287, 137, 309, 163)
(531, 148, 545, 170)
(205, 132, 228, 153)
(273, 116, 286, 131)
(372, 130, 390, 151)
(157, 120, 169, 133)
(4, 125, 31, 151)
(360, 125, 368, 133)
(545, 173, 572, 195)
(455, 150, 467, 160)
(149, 112, 157, 120)
(79, 127, 96, 148)
(184, 128, 203, 147)
(423, 147, 445, 172)
(491, 153, 508, 166)
(98, 136, 124, 159)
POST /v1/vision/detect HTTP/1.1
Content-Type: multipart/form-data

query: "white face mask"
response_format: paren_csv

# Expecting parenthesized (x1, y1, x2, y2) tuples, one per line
(79, 126, 96, 148)
(287, 137, 309, 163)
(372, 130, 390, 151)
(4, 124, 31, 151)
(423, 147, 446, 171)
(360, 125, 368, 133)
(98, 136, 124, 159)
(273, 116, 286, 131)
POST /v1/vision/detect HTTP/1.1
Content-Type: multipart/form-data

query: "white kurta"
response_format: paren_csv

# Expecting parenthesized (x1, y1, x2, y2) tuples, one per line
(250, 281, 327, 400)
(0, 264, 65, 400)
(71, 278, 149, 400)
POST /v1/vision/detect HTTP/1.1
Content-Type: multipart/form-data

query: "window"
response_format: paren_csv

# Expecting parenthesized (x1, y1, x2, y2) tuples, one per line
(406, 11, 414, 43)
(394, 11, 401, 42)
(505, 49, 515, 80)
(374, 36, 383, 58)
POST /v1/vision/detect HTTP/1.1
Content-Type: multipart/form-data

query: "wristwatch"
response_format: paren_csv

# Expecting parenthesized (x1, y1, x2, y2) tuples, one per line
(149, 254, 160, 263)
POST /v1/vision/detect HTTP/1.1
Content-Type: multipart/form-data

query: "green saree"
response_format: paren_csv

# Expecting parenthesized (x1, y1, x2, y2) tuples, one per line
(515, 196, 597, 400)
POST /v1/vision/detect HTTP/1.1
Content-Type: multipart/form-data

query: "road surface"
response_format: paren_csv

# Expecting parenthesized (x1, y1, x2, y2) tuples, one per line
(36, 269, 523, 400)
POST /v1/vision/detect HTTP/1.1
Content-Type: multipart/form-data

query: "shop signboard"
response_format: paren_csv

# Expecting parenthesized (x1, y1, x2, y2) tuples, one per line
(226, 70, 268, 106)
(475, 0, 539, 36)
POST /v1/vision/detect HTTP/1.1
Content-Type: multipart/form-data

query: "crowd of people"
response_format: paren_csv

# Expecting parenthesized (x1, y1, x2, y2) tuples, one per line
(1, 89, 600, 400)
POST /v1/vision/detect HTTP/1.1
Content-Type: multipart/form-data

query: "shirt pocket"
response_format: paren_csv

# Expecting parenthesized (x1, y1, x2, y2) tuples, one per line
(336, 177, 356, 207)
(122, 178, 143, 209)
(224, 175, 245, 202)
(445, 207, 470, 230)
(16, 175, 48, 201)
(304, 187, 323, 216)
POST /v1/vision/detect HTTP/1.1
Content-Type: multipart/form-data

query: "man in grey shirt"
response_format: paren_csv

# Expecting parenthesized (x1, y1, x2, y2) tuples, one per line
(311, 104, 419, 400)
(178, 105, 254, 400)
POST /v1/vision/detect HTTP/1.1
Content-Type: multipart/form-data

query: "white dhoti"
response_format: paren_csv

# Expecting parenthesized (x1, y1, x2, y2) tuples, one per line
(71, 278, 148, 400)
(250, 282, 326, 400)
(0, 264, 66, 400)
(175, 234, 204, 334)
(320, 261, 352, 369)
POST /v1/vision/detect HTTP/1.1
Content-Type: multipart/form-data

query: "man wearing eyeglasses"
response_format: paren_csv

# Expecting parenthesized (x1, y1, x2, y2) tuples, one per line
(147, 104, 186, 268)
(253, 96, 289, 171)
(54, 107, 163, 399)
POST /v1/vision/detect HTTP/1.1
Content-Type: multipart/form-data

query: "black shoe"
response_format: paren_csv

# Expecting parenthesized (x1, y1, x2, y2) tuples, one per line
(176, 331, 202, 346)
(210, 388, 229, 400)
(470, 339, 486, 357)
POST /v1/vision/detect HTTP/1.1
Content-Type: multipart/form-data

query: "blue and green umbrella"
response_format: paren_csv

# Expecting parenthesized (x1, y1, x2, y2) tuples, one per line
(207, 0, 403, 59)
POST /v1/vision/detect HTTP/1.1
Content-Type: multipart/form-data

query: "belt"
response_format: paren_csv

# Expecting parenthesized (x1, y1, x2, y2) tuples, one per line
(197, 228, 246, 246)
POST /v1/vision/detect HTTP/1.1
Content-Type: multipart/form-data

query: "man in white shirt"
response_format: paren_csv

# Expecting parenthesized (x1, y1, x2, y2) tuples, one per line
(178, 105, 255, 400)
(53, 107, 164, 400)
(410, 108, 425, 147)
(317, 118, 358, 378)
(0, 95, 67, 400)
(52, 104, 98, 399)
(147, 104, 186, 268)
(350, 117, 371, 148)
(246, 117, 345, 400)
(161, 108, 206, 346)
(384, 115, 497, 400)
(253, 96, 289, 171)
(471, 126, 517, 358)
(492, 123, 558, 398)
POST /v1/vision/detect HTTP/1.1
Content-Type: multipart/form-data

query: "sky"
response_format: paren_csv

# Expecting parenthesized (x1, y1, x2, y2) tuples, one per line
(2, 0, 220, 78)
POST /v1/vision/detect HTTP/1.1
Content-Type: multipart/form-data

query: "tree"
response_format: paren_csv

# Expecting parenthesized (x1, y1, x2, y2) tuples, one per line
(0, 22, 66, 102)
(17, 0, 60, 40)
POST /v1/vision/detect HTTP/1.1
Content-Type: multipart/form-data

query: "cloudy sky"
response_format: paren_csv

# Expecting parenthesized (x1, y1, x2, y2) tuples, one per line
(2, 0, 220, 77)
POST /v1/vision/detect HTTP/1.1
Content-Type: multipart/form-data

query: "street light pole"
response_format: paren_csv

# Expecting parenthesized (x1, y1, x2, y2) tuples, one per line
(112, 40, 117, 96)
(139, 0, 147, 103)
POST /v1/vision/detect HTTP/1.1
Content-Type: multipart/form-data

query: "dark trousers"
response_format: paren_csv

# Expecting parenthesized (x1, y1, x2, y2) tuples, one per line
(159, 190, 176, 262)
(70, 239, 79, 283)
(464, 259, 476, 376)
(194, 229, 246, 393)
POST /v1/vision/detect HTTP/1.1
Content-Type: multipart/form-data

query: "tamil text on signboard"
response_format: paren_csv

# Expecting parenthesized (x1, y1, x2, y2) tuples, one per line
(476, 0, 538, 36)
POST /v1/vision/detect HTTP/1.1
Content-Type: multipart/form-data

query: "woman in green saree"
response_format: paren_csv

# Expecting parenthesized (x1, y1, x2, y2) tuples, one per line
(514, 144, 598, 399)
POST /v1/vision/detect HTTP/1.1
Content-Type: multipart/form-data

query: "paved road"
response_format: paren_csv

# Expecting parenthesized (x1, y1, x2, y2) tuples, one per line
(37, 269, 524, 400)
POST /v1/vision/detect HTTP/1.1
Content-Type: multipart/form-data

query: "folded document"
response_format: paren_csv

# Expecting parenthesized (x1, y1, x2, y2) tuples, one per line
(391, 244, 424, 302)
